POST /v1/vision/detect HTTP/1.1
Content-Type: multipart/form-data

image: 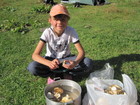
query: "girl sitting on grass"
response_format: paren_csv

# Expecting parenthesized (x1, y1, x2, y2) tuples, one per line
(27, 4, 93, 83)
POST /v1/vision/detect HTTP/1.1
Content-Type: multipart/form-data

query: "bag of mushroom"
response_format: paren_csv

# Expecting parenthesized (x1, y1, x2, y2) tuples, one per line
(82, 63, 139, 105)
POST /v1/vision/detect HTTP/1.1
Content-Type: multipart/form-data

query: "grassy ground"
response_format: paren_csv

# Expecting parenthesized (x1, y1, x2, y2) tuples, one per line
(0, 0, 140, 104)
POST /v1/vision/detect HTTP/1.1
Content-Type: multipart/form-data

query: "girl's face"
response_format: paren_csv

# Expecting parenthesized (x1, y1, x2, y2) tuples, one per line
(49, 14, 69, 36)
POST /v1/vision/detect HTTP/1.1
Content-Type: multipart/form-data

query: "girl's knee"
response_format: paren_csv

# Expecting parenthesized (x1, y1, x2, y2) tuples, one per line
(27, 61, 52, 78)
(84, 57, 93, 66)
(84, 57, 93, 70)
(27, 62, 38, 75)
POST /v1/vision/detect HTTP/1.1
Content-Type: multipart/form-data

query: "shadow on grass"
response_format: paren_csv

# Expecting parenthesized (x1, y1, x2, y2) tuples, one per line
(75, 54, 140, 102)
(92, 54, 140, 79)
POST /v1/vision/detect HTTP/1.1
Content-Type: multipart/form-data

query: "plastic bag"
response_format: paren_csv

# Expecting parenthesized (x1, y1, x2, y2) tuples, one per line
(82, 63, 139, 105)
(89, 63, 114, 79)
(122, 74, 138, 105)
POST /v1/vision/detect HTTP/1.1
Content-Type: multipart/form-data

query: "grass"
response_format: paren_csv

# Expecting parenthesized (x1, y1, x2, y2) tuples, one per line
(0, 0, 140, 104)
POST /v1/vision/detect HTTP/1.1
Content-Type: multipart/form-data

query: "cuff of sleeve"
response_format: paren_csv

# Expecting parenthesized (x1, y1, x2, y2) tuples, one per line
(73, 40, 80, 44)
(40, 38, 46, 43)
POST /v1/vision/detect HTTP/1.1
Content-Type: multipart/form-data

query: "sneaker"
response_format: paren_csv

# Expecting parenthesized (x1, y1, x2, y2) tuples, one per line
(47, 77, 61, 84)
(47, 77, 55, 84)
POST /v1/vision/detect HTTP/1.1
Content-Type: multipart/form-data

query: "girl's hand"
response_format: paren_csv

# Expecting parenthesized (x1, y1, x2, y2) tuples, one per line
(62, 60, 76, 69)
(48, 59, 60, 70)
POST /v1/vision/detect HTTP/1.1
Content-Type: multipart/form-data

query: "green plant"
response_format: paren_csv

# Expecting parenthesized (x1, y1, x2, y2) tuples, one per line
(32, 20, 44, 28)
(1, 6, 17, 12)
(0, 20, 30, 34)
(31, 4, 52, 13)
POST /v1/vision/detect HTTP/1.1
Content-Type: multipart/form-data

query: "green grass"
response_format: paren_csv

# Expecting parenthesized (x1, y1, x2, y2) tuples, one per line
(0, 0, 140, 104)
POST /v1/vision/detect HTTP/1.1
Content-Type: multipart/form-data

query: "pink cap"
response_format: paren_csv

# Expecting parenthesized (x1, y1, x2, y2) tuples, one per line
(49, 4, 70, 17)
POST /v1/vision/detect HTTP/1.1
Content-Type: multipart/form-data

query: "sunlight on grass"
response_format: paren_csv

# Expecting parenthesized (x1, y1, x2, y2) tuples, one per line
(0, 0, 140, 104)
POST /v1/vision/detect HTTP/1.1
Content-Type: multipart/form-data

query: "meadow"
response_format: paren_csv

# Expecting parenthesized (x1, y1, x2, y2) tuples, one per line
(0, 0, 140, 104)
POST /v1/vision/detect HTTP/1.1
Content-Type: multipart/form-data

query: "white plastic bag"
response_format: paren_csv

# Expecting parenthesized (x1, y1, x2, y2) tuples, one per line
(82, 63, 139, 105)
(89, 63, 114, 79)
(122, 74, 138, 105)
